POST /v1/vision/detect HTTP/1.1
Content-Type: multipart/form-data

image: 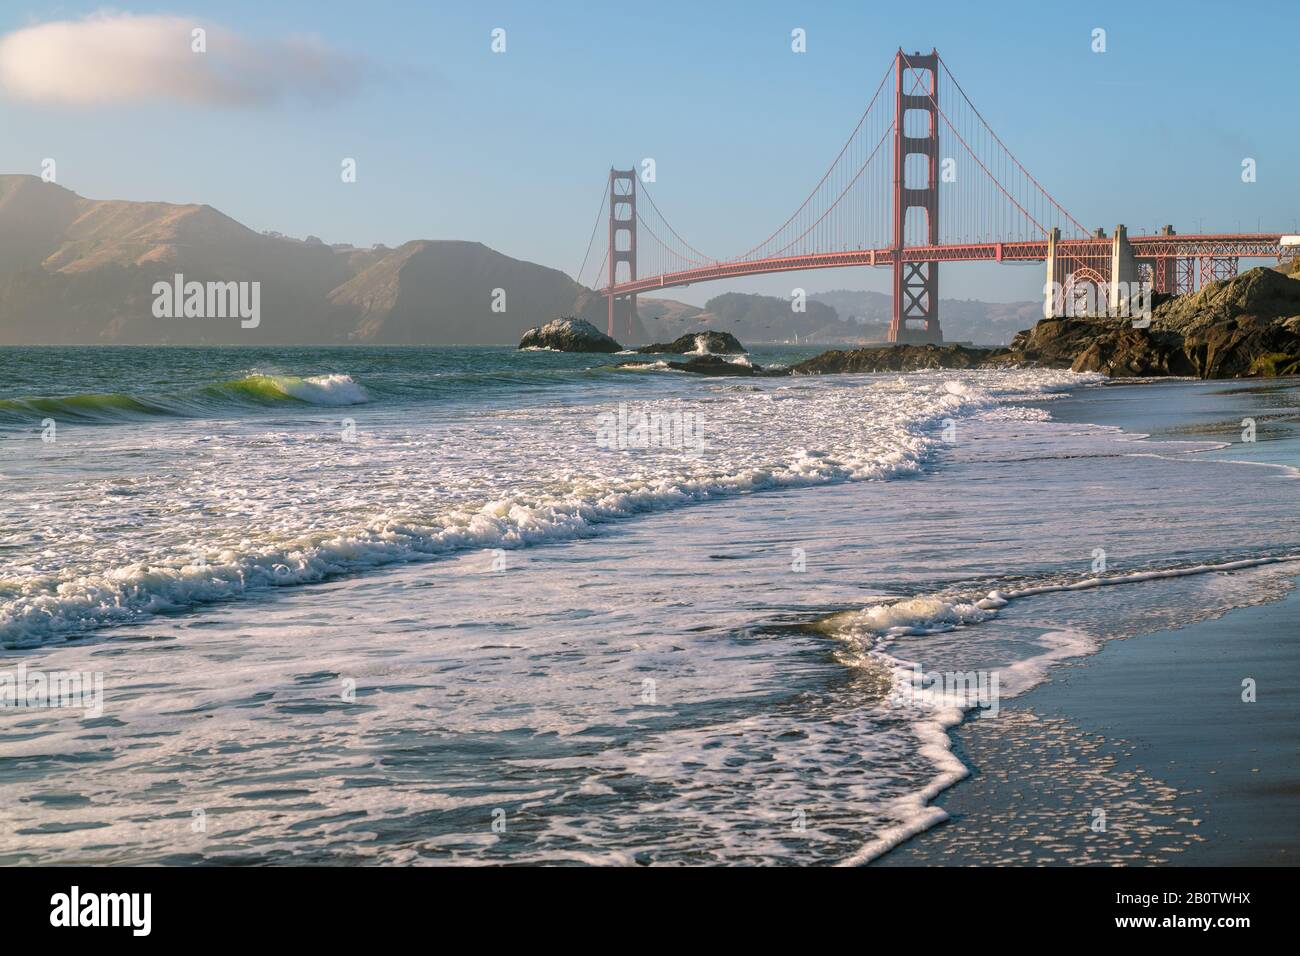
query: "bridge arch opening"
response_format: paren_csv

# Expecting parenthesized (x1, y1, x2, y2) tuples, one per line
(1063, 267, 1106, 317)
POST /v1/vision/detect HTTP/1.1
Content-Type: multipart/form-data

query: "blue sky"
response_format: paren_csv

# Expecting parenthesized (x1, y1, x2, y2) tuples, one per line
(1, 0, 1295, 304)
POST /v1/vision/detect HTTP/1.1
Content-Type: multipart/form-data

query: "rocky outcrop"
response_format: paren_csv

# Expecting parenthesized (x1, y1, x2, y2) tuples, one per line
(1063, 327, 1197, 377)
(988, 318, 1195, 377)
(518, 317, 622, 353)
(618, 355, 763, 376)
(781, 269, 1300, 380)
(984, 269, 1300, 378)
(637, 331, 747, 354)
(791, 343, 995, 374)
(667, 356, 761, 375)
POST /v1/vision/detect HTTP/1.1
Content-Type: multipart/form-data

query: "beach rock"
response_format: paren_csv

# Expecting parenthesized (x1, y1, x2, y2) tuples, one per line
(791, 343, 995, 374)
(985, 269, 1300, 378)
(637, 331, 747, 354)
(999, 317, 1121, 367)
(1153, 266, 1300, 336)
(617, 355, 764, 376)
(987, 318, 1190, 376)
(667, 356, 762, 376)
(518, 316, 622, 353)
(1065, 327, 1198, 377)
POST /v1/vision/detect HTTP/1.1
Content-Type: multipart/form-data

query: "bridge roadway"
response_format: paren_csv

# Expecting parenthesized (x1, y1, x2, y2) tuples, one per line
(602, 234, 1287, 297)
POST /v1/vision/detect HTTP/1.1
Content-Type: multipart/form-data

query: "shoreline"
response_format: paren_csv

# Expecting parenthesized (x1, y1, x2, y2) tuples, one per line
(873, 376, 1300, 866)
(875, 577, 1300, 866)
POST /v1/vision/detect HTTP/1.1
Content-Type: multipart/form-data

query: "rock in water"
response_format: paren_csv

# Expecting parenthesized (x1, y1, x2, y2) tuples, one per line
(616, 356, 765, 376)
(518, 317, 623, 353)
(667, 356, 762, 376)
(791, 343, 994, 374)
(637, 331, 747, 354)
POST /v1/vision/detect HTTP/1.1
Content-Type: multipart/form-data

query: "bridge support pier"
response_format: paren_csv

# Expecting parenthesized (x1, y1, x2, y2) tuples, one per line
(1109, 225, 1140, 316)
(1044, 227, 1060, 319)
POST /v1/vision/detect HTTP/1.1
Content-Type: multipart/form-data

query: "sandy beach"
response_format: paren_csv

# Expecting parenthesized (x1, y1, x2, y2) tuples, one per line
(878, 580, 1300, 865)
(879, 377, 1300, 866)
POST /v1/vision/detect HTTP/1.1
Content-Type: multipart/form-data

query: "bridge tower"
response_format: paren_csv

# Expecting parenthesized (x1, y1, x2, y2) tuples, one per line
(889, 49, 943, 345)
(607, 168, 638, 340)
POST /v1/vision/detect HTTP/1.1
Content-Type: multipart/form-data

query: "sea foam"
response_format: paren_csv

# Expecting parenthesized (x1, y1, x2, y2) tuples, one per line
(0, 368, 1090, 645)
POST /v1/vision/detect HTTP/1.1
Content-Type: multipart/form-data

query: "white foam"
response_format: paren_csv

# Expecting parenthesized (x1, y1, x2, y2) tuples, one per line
(684, 333, 712, 356)
(616, 360, 677, 371)
(0, 367, 1095, 645)
(829, 553, 1300, 648)
(830, 551, 1300, 865)
(275, 373, 369, 405)
(997, 554, 1300, 601)
(829, 596, 995, 639)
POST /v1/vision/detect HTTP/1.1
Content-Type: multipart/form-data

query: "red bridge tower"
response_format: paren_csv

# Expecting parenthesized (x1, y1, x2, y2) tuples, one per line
(890, 49, 943, 344)
(607, 168, 638, 340)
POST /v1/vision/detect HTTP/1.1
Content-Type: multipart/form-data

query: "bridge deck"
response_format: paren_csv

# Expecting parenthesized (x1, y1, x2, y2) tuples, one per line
(603, 235, 1286, 297)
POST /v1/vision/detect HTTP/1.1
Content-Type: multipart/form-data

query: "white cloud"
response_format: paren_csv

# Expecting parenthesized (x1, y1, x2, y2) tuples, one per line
(0, 11, 365, 107)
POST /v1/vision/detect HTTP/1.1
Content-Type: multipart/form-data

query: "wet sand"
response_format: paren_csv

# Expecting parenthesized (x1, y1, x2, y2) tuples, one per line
(877, 584, 1300, 865)
(879, 378, 1300, 866)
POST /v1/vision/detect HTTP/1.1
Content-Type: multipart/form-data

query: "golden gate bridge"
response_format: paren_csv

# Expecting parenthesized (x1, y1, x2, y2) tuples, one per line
(574, 49, 1291, 343)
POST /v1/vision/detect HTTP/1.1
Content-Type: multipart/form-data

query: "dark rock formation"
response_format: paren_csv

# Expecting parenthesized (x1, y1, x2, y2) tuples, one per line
(791, 343, 995, 374)
(1153, 268, 1300, 378)
(617, 355, 763, 376)
(637, 331, 747, 354)
(985, 268, 1300, 378)
(667, 356, 761, 376)
(1064, 327, 1197, 377)
(989, 319, 1195, 377)
(785, 269, 1300, 380)
(518, 317, 622, 353)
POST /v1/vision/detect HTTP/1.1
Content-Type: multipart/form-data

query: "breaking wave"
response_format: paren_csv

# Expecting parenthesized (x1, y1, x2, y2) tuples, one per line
(0, 371, 1096, 645)
(0, 373, 369, 423)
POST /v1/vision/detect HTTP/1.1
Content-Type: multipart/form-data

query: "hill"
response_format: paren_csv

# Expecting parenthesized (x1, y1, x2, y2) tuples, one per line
(637, 292, 877, 344)
(809, 289, 1040, 345)
(0, 175, 639, 345)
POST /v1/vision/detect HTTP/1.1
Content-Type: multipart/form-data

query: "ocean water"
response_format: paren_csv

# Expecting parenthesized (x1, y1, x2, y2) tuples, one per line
(1, 346, 1297, 864)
